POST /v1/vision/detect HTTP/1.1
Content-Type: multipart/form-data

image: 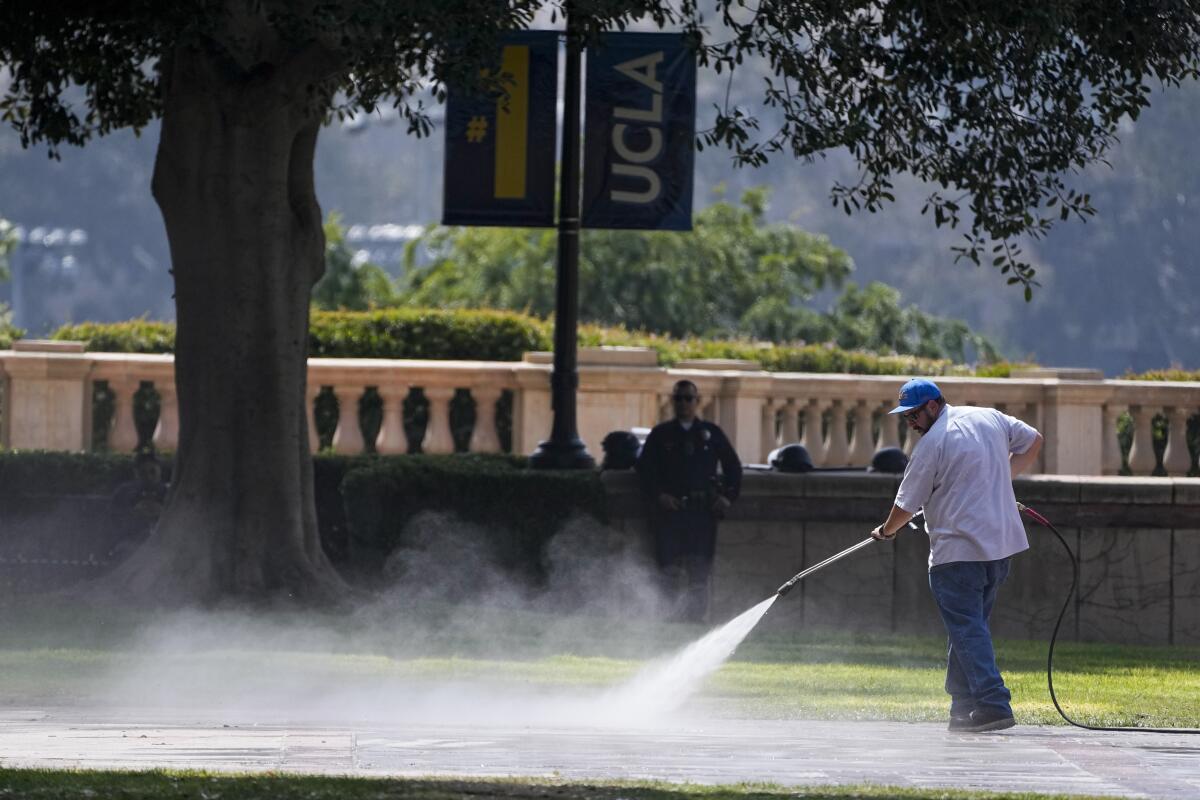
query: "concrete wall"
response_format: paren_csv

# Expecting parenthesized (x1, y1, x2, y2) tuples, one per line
(602, 471, 1200, 646)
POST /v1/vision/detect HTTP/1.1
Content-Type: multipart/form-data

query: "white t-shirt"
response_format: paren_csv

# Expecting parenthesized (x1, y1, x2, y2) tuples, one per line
(895, 404, 1039, 569)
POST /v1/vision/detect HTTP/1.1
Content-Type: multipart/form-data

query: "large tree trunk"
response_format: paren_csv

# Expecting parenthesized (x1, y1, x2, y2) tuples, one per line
(102, 42, 347, 604)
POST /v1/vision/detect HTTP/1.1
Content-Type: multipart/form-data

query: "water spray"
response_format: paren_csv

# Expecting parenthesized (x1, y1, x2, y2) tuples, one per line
(616, 506, 1196, 734)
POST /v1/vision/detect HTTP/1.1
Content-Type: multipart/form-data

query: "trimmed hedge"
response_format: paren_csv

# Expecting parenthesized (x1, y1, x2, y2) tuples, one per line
(0, 451, 141, 496)
(50, 308, 995, 375)
(1124, 368, 1200, 382)
(1, 451, 610, 581)
(308, 308, 549, 360)
(0, 451, 365, 565)
(52, 309, 549, 361)
(574, 323, 968, 376)
(52, 319, 176, 353)
(339, 454, 607, 583)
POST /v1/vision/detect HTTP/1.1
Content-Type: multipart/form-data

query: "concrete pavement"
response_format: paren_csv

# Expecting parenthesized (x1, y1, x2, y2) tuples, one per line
(2, 707, 1199, 798)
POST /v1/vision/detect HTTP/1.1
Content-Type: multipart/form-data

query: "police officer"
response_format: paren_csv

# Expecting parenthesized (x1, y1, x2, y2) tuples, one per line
(636, 380, 742, 622)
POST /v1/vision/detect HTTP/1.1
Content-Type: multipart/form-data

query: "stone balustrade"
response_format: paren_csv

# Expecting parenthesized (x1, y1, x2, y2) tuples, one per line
(2, 342, 1198, 476)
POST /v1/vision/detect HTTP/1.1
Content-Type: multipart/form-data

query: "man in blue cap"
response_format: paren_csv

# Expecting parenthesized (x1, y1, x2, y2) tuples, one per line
(870, 378, 1043, 733)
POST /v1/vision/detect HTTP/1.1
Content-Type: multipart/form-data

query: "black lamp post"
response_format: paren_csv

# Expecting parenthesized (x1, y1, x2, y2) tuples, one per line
(530, 7, 594, 470)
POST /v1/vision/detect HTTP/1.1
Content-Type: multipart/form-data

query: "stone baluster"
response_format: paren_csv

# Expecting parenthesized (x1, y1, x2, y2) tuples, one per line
(109, 378, 140, 452)
(331, 386, 365, 454)
(306, 385, 323, 453)
(1162, 406, 1195, 476)
(848, 399, 876, 466)
(376, 385, 409, 454)
(877, 400, 901, 450)
(759, 398, 779, 459)
(1101, 403, 1125, 476)
(779, 398, 799, 444)
(422, 386, 456, 454)
(1125, 405, 1158, 476)
(799, 399, 824, 462)
(469, 387, 503, 453)
(658, 393, 672, 423)
(823, 400, 851, 467)
(153, 382, 179, 451)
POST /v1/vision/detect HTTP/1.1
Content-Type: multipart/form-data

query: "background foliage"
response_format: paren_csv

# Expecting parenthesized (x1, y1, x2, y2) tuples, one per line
(0, 217, 21, 348)
(310, 214, 398, 312)
(400, 190, 999, 364)
(48, 310, 986, 377)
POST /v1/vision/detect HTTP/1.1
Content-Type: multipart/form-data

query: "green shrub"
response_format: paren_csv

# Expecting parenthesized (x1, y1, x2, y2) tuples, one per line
(53, 310, 549, 361)
(0, 313, 22, 350)
(51, 308, 1012, 376)
(0, 451, 378, 567)
(52, 319, 176, 353)
(1122, 368, 1200, 382)
(339, 454, 608, 583)
(0, 451, 139, 495)
(307, 308, 549, 360)
(577, 323, 965, 376)
(311, 453, 374, 563)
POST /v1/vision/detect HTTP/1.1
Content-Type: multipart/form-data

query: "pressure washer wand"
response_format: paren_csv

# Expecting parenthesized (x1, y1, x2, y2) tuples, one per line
(775, 537, 875, 597)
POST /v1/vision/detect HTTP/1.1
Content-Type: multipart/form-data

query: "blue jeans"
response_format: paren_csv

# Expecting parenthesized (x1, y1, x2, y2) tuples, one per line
(928, 558, 1012, 717)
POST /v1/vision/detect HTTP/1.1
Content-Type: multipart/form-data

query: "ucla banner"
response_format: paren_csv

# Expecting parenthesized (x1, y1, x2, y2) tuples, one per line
(582, 33, 696, 231)
(443, 31, 558, 227)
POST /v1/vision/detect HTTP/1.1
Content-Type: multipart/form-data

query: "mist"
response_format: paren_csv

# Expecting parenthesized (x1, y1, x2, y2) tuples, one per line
(5, 510, 776, 732)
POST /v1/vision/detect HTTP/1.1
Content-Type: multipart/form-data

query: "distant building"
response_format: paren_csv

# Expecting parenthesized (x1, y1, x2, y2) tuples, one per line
(344, 223, 428, 276)
(1, 223, 172, 336)
(6, 226, 90, 335)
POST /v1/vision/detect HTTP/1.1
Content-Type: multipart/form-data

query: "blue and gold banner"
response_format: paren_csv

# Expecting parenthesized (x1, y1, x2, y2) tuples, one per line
(582, 33, 696, 231)
(443, 31, 558, 227)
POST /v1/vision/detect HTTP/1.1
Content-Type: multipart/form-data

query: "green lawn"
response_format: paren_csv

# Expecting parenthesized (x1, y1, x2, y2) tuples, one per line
(2, 599, 1198, 729)
(0, 770, 1129, 800)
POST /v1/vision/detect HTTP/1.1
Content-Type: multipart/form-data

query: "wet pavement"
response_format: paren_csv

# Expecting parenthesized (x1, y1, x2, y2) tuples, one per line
(3, 708, 1200, 798)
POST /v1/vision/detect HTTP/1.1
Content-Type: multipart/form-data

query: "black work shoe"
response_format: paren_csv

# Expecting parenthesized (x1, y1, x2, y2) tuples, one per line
(964, 707, 1016, 732)
(948, 713, 974, 731)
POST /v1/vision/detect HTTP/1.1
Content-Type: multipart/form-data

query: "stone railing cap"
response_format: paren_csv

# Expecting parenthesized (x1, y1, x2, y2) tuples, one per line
(11, 339, 86, 353)
(1009, 367, 1104, 380)
(524, 347, 659, 367)
(673, 358, 761, 371)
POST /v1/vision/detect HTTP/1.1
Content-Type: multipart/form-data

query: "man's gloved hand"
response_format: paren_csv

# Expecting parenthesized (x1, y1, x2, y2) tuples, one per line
(870, 524, 897, 541)
(658, 493, 682, 511)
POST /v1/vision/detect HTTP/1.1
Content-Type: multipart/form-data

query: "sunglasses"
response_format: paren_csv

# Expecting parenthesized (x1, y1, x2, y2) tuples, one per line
(672, 394, 698, 402)
(901, 406, 924, 422)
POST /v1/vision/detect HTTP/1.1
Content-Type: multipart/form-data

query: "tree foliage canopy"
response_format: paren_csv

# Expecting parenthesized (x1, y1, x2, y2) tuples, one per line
(696, 0, 1200, 296)
(4, 2, 1199, 297)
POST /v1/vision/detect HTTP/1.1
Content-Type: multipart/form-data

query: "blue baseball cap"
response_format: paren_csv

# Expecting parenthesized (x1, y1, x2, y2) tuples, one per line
(889, 378, 942, 414)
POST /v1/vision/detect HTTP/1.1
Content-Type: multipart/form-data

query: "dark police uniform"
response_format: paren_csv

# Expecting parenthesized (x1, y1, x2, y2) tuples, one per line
(636, 418, 742, 621)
